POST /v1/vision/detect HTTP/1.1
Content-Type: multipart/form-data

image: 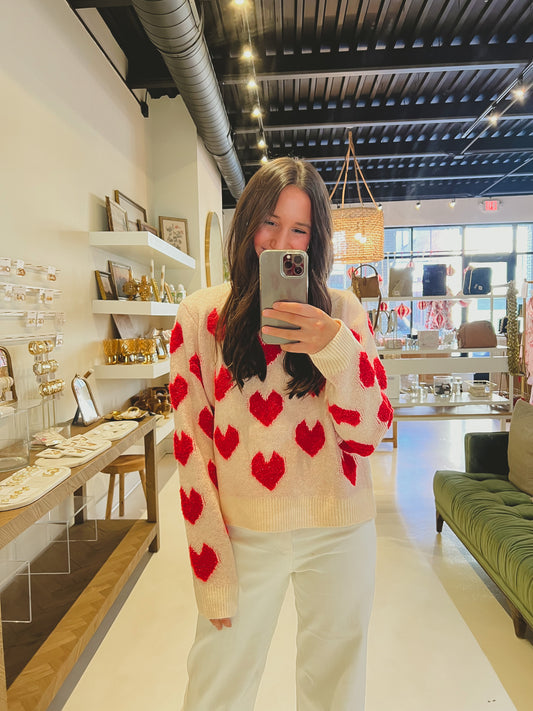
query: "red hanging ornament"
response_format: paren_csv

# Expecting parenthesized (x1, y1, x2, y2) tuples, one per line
(396, 303, 411, 319)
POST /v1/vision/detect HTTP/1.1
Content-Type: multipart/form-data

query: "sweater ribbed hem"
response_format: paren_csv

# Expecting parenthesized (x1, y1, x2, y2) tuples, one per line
(310, 322, 356, 378)
(194, 582, 239, 620)
(221, 491, 376, 532)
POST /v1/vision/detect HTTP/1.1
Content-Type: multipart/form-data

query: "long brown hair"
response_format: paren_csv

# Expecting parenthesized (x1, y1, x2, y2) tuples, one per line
(217, 157, 334, 398)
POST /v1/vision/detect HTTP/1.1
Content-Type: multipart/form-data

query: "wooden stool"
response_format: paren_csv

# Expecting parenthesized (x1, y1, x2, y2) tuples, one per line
(102, 454, 147, 519)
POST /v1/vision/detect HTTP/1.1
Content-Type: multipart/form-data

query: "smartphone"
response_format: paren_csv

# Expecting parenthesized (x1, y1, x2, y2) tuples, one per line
(259, 249, 308, 345)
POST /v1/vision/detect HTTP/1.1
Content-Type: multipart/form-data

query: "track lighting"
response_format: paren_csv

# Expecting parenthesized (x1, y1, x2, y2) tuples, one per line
(257, 137, 266, 149)
(251, 106, 262, 119)
(415, 201, 421, 210)
(260, 155, 268, 164)
(449, 198, 456, 208)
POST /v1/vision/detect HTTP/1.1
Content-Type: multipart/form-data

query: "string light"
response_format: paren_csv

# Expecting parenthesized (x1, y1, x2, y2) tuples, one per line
(233, 0, 267, 162)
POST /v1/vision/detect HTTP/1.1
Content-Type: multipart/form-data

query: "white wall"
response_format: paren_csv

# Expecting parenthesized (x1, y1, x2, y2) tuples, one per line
(0, 0, 221, 435)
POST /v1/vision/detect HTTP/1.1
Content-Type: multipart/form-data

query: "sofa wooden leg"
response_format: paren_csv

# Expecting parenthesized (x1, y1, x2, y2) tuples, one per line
(436, 510, 444, 533)
(507, 599, 527, 638)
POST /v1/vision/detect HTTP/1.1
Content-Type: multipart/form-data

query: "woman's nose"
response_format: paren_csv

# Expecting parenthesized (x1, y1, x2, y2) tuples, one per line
(270, 229, 291, 249)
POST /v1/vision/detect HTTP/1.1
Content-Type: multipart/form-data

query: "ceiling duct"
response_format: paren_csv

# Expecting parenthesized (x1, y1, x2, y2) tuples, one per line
(132, 0, 245, 199)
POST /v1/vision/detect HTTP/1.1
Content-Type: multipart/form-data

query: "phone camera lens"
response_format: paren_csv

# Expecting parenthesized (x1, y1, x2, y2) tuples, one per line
(285, 260, 293, 270)
(294, 265, 303, 275)
(293, 254, 303, 264)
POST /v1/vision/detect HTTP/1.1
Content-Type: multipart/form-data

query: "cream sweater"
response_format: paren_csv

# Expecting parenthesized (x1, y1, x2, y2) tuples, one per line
(170, 283, 392, 619)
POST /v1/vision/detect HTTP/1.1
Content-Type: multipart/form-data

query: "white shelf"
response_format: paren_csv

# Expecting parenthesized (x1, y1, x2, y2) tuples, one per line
(382, 354, 508, 375)
(93, 360, 170, 380)
(92, 300, 178, 316)
(390, 392, 510, 409)
(89, 231, 195, 271)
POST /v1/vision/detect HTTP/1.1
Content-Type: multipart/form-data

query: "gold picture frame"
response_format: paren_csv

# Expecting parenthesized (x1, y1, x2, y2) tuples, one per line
(159, 216, 189, 254)
(95, 270, 115, 300)
(105, 196, 129, 232)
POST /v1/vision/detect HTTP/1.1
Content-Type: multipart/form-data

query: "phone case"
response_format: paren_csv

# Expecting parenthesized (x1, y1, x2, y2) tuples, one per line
(259, 250, 308, 345)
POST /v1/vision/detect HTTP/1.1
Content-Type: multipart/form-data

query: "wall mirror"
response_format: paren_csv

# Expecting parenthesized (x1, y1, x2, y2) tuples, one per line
(204, 211, 226, 287)
(71, 375, 100, 426)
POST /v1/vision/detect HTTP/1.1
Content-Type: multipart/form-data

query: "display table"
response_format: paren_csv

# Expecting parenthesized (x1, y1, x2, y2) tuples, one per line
(0, 415, 159, 711)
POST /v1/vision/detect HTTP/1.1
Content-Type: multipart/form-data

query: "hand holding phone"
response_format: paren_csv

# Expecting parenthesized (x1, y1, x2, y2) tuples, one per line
(259, 250, 308, 345)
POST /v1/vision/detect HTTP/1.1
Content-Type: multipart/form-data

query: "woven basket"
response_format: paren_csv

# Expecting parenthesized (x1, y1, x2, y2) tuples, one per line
(330, 131, 384, 263)
(331, 206, 384, 263)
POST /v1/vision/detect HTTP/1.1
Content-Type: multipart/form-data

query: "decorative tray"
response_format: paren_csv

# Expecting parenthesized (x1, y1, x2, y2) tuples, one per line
(90, 420, 139, 440)
(0, 465, 71, 511)
(103, 407, 148, 422)
(35, 438, 112, 468)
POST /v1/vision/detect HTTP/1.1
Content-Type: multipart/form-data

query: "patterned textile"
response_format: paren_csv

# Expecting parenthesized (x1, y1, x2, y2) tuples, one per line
(170, 283, 392, 618)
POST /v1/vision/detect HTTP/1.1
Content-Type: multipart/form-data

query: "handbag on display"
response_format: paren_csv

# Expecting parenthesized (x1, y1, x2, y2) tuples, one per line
(457, 320, 497, 349)
(422, 263, 447, 296)
(462, 266, 492, 295)
(351, 264, 381, 330)
(388, 266, 414, 297)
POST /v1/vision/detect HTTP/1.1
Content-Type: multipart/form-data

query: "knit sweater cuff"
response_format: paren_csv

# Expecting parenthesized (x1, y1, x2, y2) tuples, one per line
(194, 582, 239, 620)
(310, 321, 357, 378)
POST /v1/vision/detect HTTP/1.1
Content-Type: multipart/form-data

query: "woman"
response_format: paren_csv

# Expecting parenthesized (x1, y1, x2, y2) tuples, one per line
(170, 157, 393, 711)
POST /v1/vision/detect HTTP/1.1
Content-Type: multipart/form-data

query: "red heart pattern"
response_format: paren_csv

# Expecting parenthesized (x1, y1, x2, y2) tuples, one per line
(208, 460, 218, 489)
(378, 396, 394, 426)
(180, 487, 203, 524)
(367, 317, 375, 336)
(341, 451, 357, 485)
(249, 390, 283, 426)
(207, 308, 219, 336)
(350, 328, 362, 343)
(295, 420, 325, 457)
(169, 374, 188, 409)
(174, 431, 193, 465)
(373, 357, 387, 390)
(359, 352, 375, 388)
(328, 404, 361, 427)
(214, 425, 239, 459)
(340, 440, 375, 457)
(198, 407, 214, 438)
(170, 322, 183, 353)
(214, 366, 233, 401)
(261, 341, 282, 365)
(189, 544, 218, 582)
(189, 354, 203, 384)
(251, 452, 285, 490)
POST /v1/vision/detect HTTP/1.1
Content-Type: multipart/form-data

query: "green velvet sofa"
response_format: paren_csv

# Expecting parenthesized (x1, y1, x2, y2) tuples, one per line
(433, 431, 533, 638)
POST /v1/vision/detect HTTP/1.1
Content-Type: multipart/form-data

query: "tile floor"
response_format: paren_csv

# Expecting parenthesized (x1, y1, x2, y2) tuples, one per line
(47, 419, 533, 711)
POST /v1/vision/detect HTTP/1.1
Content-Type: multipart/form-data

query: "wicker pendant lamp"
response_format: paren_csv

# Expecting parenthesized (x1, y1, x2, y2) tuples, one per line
(329, 131, 384, 263)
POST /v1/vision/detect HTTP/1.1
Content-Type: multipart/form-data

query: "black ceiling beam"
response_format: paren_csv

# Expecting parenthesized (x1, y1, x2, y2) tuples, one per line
(231, 97, 533, 133)
(217, 43, 533, 84)
(69, 1, 132, 7)
(238, 136, 533, 165)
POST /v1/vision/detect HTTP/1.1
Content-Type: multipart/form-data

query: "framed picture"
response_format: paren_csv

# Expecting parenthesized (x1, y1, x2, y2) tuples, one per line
(108, 260, 133, 300)
(114, 190, 147, 232)
(159, 216, 189, 254)
(105, 196, 129, 232)
(111, 313, 138, 339)
(95, 270, 115, 300)
(136, 219, 159, 236)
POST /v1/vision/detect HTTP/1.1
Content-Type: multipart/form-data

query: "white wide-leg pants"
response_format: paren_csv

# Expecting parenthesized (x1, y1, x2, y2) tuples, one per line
(181, 520, 376, 711)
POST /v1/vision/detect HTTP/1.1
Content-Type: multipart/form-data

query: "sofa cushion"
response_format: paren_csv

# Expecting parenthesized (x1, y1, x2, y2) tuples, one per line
(433, 469, 533, 628)
(508, 398, 533, 496)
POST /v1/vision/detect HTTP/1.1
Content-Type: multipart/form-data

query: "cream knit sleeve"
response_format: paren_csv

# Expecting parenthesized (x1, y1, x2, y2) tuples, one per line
(169, 301, 239, 619)
(310, 290, 393, 455)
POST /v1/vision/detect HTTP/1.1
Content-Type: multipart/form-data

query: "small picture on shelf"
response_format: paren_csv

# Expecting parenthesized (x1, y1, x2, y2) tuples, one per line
(112, 314, 138, 339)
(95, 270, 115, 300)
(114, 190, 147, 232)
(136, 219, 159, 236)
(159, 216, 189, 254)
(108, 260, 133, 300)
(105, 196, 129, 232)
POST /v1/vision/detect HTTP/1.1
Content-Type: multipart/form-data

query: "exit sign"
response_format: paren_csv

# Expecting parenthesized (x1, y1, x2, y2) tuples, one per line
(483, 199, 500, 211)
